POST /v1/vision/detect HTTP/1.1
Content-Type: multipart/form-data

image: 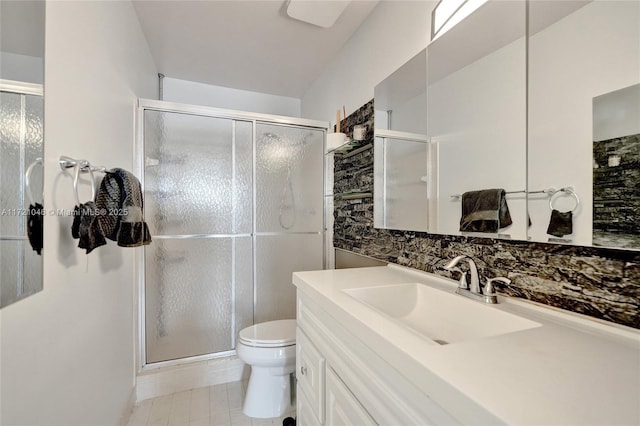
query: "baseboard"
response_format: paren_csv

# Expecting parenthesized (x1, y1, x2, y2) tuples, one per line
(135, 355, 248, 401)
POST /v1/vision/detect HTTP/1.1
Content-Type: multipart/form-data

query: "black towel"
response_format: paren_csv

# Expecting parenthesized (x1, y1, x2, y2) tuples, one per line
(71, 202, 107, 254)
(460, 189, 513, 233)
(95, 169, 151, 247)
(71, 205, 82, 239)
(546, 209, 572, 237)
(78, 201, 107, 253)
(27, 203, 43, 255)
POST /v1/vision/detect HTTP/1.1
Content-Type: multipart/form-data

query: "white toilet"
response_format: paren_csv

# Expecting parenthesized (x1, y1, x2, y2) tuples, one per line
(236, 319, 297, 418)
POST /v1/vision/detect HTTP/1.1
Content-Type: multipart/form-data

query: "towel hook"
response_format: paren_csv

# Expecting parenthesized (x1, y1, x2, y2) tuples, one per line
(73, 160, 96, 205)
(25, 158, 43, 205)
(549, 187, 579, 213)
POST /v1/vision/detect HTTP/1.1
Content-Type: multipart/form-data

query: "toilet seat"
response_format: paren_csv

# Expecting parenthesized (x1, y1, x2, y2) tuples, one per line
(238, 319, 296, 348)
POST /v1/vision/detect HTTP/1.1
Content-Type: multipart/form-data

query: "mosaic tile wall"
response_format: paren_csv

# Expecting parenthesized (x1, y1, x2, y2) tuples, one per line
(592, 134, 640, 249)
(334, 100, 640, 329)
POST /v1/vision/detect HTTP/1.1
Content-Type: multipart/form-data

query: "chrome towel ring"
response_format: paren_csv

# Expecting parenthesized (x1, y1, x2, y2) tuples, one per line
(73, 159, 96, 205)
(548, 187, 579, 213)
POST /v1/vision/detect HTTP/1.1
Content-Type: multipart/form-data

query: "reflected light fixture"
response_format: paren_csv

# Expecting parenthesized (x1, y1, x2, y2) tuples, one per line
(286, 0, 351, 28)
(432, 0, 488, 40)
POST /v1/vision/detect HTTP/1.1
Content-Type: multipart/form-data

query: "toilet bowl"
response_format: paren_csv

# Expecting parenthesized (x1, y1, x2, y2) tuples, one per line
(236, 319, 297, 418)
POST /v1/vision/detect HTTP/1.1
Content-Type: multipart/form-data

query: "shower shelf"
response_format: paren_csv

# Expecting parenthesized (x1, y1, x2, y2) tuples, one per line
(334, 191, 373, 200)
(328, 141, 371, 157)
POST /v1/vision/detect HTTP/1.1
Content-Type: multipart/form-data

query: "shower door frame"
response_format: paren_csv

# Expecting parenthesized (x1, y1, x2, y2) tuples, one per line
(135, 98, 329, 371)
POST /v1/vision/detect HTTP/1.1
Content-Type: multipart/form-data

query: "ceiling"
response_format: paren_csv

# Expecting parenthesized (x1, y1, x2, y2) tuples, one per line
(132, 0, 379, 99)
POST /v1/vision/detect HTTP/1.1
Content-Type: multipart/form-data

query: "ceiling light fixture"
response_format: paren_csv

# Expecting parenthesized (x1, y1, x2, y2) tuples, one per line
(286, 0, 351, 28)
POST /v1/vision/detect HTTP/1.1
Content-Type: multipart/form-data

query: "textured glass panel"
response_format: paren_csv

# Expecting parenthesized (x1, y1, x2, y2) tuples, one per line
(144, 111, 237, 235)
(256, 124, 324, 232)
(22, 238, 42, 298)
(145, 238, 234, 363)
(233, 121, 253, 234)
(324, 151, 334, 196)
(0, 240, 21, 306)
(0, 239, 40, 307)
(255, 234, 323, 323)
(234, 236, 254, 340)
(324, 195, 334, 269)
(384, 138, 429, 231)
(24, 95, 44, 205)
(0, 92, 23, 235)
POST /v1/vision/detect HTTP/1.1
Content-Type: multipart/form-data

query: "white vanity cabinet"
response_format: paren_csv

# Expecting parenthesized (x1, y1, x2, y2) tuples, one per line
(325, 368, 377, 426)
(296, 325, 375, 426)
(293, 266, 640, 425)
(296, 289, 458, 426)
(295, 327, 325, 424)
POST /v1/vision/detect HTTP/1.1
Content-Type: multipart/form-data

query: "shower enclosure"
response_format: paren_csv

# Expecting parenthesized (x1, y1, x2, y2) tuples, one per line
(0, 82, 44, 307)
(138, 100, 326, 366)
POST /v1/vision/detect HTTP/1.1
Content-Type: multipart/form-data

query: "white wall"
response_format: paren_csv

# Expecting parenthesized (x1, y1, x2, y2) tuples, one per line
(163, 77, 301, 117)
(0, 51, 43, 84)
(528, 0, 640, 245)
(0, 1, 157, 425)
(301, 1, 434, 123)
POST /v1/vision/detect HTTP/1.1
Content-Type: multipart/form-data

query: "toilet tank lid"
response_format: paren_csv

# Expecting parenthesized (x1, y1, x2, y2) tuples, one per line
(239, 319, 296, 346)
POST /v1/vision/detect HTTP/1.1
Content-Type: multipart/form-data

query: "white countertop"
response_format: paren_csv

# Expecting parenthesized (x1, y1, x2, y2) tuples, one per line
(293, 264, 640, 425)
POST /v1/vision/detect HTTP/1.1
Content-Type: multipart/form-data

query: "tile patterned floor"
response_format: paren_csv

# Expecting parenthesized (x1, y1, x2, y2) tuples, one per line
(127, 380, 295, 426)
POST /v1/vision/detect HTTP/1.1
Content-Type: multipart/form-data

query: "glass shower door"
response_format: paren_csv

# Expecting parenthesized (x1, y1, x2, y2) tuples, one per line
(254, 123, 325, 323)
(143, 111, 253, 364)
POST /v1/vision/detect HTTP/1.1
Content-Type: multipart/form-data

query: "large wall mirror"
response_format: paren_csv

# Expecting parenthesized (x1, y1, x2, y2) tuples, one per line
(528, 0, 639, 249)
(373, 0, 639, 251)
(426, 0, 527, 240)
(1, 0, 45, 307)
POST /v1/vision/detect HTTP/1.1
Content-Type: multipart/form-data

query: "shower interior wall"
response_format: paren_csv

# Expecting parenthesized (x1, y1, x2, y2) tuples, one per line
(139, 101, 326, 367)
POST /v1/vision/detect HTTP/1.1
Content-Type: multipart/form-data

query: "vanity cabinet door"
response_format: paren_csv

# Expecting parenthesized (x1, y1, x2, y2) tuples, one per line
(296, 327, 325, 423)
(325, 367, 377, 426)
(297, 386, 322, 426)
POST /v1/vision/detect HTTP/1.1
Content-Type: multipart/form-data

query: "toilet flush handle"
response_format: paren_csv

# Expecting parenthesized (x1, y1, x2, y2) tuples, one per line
(300, 366, 307, 376)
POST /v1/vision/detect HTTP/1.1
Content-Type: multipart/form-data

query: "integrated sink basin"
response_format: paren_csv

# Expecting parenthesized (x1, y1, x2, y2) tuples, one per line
(343, 283, 541, 345)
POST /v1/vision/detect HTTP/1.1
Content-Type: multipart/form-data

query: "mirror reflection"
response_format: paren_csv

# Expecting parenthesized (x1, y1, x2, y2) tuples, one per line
(373, 0, 639, 251)
(374, 136, 429, 232)
(592, 84, 639, 248)
(374, 49, 429, 232)
(528, 0, 640, 248)
(374, 49, 427, 135)
(426, 0, 527, 240)
(1, 0, 45, 307)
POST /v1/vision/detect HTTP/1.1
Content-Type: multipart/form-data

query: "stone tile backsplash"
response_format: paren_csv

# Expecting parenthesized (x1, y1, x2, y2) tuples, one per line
(333, 100, 640, 329)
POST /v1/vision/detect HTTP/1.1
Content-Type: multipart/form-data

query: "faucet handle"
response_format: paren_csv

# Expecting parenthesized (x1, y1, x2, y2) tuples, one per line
(484, 277, 511, 296)
(449, 267, 468, 289)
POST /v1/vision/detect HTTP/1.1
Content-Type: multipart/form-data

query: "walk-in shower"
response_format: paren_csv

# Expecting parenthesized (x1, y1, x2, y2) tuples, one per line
(137, 100, 326, 366)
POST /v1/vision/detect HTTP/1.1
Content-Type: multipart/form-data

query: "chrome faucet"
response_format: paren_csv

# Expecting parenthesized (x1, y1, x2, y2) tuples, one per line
(444, 255, 480, 293)
(444, 255, 511, 304)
